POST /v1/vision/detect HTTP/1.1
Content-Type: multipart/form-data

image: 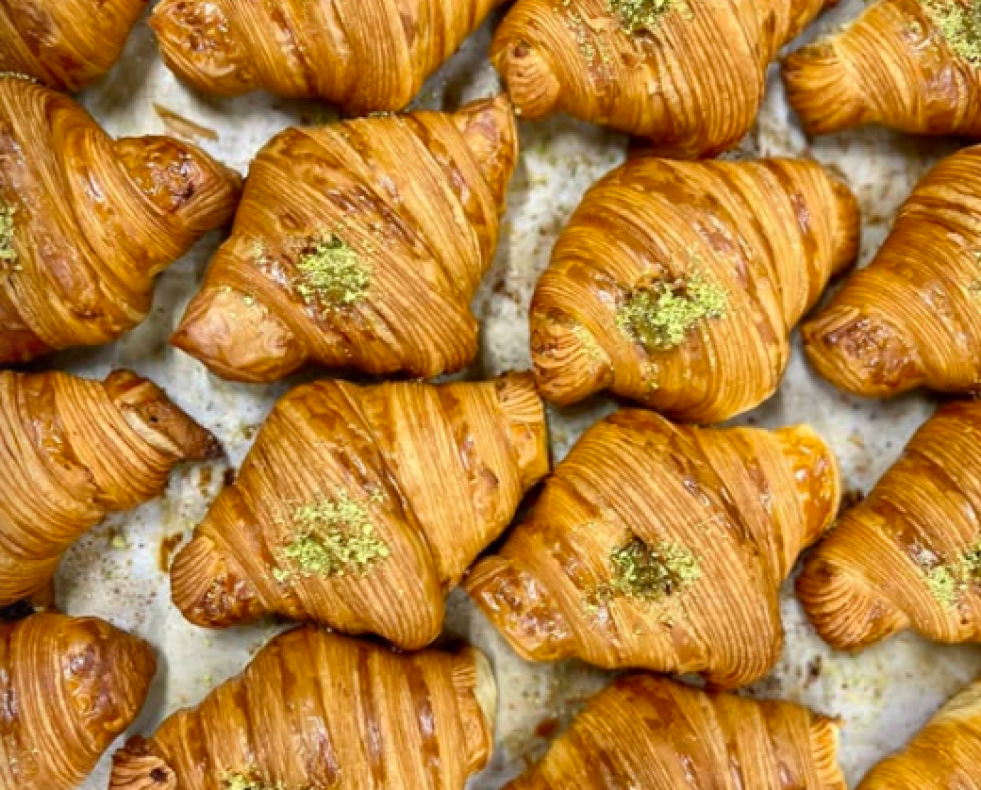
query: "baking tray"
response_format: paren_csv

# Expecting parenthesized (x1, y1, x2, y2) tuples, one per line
(52, 1, 981, 786)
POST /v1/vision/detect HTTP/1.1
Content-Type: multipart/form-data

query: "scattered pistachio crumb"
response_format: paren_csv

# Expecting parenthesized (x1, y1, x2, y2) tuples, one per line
(916, 538, 981, 607)
(923, 0, 981, 64)
(0, 72, 38, 84)
(0, 204, 18, 270)
(294, 235, 370, 311)
(591, 536, 701, 606)
(276, 491, 390, 581)
(110, 535, 128, 550)
(571, 322, 603, 363)
(616, 273, 728, 350)
(607, 0, 690, 32)
(223, 771, 288, 790)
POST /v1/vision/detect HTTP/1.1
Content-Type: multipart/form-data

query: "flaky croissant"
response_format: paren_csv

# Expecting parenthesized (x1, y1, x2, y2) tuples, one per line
(170, 373, 548, 649)
(151, 0, 503, 112)
(804, 145, 981, 397)
(493, 0, 835, 157)
(1, 613, 156, 790)
(858, 677, 981, 789)
(0, 75, 240, 366)
(0, 369, 219, 607)
(531, 156, 859, 423)
(784, 0, 981, 138)
(172, 96, 516, 382)
(110, 627, 494, 790)
(466, 408, 840, 688)
(0, 0, 146, 92)
(798, 400, 981, 651)
(506, 674, 844, 790)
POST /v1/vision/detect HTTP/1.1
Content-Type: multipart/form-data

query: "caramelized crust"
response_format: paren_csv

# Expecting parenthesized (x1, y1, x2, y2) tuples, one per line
(466, 409, 840, 688)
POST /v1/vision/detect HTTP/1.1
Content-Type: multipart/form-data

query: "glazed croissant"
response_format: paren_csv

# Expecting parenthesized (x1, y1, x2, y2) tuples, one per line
(172, 96, 516, 383)
(466, 408, 841, 688)
(170, 374, 548, 649)
(798, 400, 981, 651)
(0, 369, 219, 607)
(151, 0, 504, 112)
(0, 75, 240, 366)
(531, 156, 860, 423)
(784, 0, 981, 138)
(493, 0, 835, 157)
(0, 0, 146, 92)
(110, 627, 494, 790)
(803, 145, 981, 397)
(506, 674, 844, 790)
(858, 677, 981, 789)
(0, 613, 156, 790)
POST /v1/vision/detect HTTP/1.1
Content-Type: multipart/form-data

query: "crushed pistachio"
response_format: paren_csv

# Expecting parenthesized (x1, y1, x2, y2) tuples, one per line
(223, 771, 292, 790)
(571, 322, 603, 363)
(616, 273, 728, 350)
(594, 537, 701, 605)
(607, 0, 690, 32)
(0, 72, 38, 84)
(277, 491, 389, 581)
(916, 538, 981, 607)
(294, 235, 370, 310)
(0, 204, 18, 270)
(923, 0, 981, 64)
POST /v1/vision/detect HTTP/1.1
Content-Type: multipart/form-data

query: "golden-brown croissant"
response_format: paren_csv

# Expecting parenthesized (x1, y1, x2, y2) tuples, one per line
(506, 674, 845, 790)
(858, 677, 981, 789)
(531, 156, 860, 423)
(784, 0, 981, 138)
(803, 145, 981, 398)
(170, 374, 548, 649)
(0, 368, 219, 607)
(0, 75, 240, 366)
(172, 96, 517, 383)
(492, 0, 835, 157)
(151, 0, 504, 113)
(109, 626, 494, 790)
(0, 0, 147, 92)
(798, 400, 981, 651)
(466, 408, 840, 688)
(0, 613, 156, 790)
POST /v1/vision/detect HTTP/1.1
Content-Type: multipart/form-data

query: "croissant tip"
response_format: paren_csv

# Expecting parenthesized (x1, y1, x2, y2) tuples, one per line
(530, 311, 612, 406)
(109, 739, 178, 790)
(782, 40, 871, 136)
(491, 37, 561, 120)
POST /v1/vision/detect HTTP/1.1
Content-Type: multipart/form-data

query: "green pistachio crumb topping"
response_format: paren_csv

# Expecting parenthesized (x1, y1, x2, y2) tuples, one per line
(0, 204, 18, 270)
(915, 539, 981, 608)
(607, 0, 689, 32)
(616, 273, 728, 350)
(0, 72, 38, 84)
(594, 537, 701, 605)
(277, 491, 390, 581)
(223, 771, 309, 790)
(295, 235, 370, 310)
(923, 0, 981, 64)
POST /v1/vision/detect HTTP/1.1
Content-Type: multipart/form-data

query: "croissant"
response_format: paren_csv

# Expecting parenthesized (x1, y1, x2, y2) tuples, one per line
(0, 368, 219, 607)
(492, 0, 835, 157)
(0, 613, 156, 790)
(109, 626, 494, 790)
(506, 674, 844, 790)
(858, 677, 981, 789)
(151, 0, 504, 113)
(0, 0, 146, 92)
(784, 0, 981, 138)
(803, 145, 981, 397)
(0, 75, 240, 366)
(466, 408, 840, 688)
(170, 373, 548, 649)
(172, 96, 517, 383)
(798, 400, 981, 650)
(530, 156, 860, 423)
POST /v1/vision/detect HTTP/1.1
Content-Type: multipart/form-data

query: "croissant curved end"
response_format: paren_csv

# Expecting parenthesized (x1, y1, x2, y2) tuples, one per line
(802, 306, 925, 397)
(491, 38, 562, 120)
(530, 311, 613, 406)
(773, 424, 842, 550)
(783, 40, 872, 136)
(469, 648, 498, 731)
(97, 622, 159, 722)
(170, 535, 265, 628)
(109, 738, 177, 790)
(453, 94, 520, 204)
(797, 553, 910, 651)
(809, 714, 847, 790)
(172, 288, 308, 383)
(828, 176, 862, 275)
(494, 372, 551, 488)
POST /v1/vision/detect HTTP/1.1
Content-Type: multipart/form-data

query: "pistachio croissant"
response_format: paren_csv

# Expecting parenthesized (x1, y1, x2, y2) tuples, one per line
(0, 613, 156, 790)
(858, 677, 981, 789)
(170, 374, 548, 649)
(466, 408, 840, 688)
(531, 156, 860, 423)
(151, 0, 503, 112)
(493, 0, 835, 157)
(109, 627, 494, 790)
(0, 0, 146, 92)
(0, 75, 240, 366)
(798, 400, 981, 651)
(803, 145, 981, 397)
(0, 369, 220, 607)
(172, 96, 516, 383)
(784, 0, 981, 138)
(506, 674, 845, 790)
